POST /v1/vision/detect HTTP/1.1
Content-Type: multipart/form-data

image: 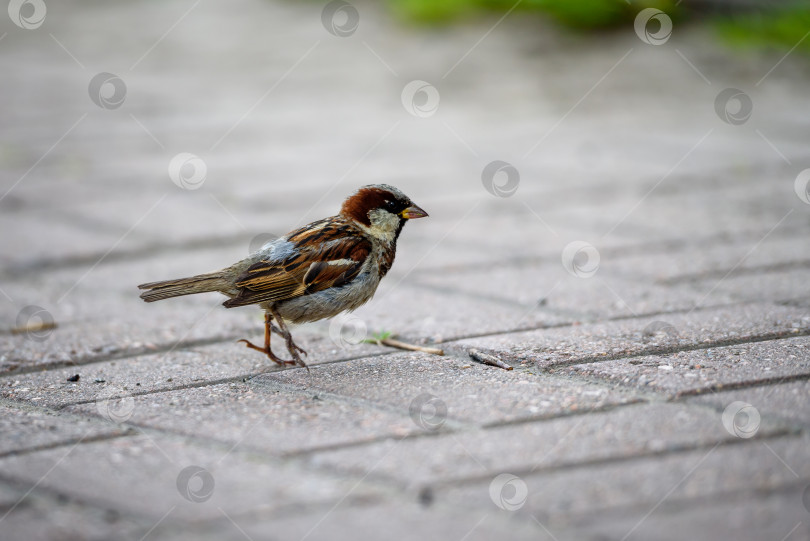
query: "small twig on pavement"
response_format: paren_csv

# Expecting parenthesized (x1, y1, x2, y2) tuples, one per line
(468, 348, 513, 370)
(379, 337, 444, 356)
(10, 321, 58, 334)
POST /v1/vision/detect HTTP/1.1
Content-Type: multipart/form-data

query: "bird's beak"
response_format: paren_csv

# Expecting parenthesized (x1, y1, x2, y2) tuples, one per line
(400, 204, 428, 220)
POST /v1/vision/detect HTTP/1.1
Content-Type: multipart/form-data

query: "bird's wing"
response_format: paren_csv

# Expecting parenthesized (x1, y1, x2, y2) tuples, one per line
(222, 220, 371, 308)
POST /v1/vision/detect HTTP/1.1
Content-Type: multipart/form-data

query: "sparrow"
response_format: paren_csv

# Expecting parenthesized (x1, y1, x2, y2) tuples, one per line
(138, 184, 428, 369)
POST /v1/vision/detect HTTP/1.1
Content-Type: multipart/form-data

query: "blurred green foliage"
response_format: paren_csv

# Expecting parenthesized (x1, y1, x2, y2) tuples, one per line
(383, 0, 810, 56)
(715, 6, 810, 55)
(388, 0, 678, 28)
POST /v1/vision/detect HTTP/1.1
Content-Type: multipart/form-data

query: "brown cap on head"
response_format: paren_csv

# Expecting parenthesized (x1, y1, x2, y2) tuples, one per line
(341, 184, 427, 226)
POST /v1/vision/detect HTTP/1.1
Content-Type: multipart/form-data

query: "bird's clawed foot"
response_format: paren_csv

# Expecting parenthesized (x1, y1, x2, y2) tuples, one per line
(268, 307, 309, 372)
(238, 310, 309, 372)
(288, 340, 308, 359)
(237, 339, 297, 367)
(286, 340, 309, 371)
(277, 334, 308, 371)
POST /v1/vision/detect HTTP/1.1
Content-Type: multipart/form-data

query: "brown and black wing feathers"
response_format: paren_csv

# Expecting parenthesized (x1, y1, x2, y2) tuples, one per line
(222, 219, 371, 308)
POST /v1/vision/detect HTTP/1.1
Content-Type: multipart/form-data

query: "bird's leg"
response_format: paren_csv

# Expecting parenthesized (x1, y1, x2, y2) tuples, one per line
(267, 308, 308, 358)
(237, 312, 296, 366)
(268, 306, 309, 370)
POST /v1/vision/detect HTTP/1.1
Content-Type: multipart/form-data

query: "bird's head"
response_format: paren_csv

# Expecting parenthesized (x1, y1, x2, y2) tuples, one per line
(340, 184, 428, 244)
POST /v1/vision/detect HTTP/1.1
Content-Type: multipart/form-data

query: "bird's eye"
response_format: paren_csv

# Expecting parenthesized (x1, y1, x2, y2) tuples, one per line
(385, 200, 397, 211)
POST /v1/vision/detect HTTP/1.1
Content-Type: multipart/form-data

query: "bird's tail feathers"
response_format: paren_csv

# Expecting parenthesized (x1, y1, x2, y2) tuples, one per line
(138, 272, 227, 302)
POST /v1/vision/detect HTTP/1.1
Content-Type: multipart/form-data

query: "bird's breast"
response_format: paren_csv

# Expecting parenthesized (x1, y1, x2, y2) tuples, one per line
(272, 269, 381, 324)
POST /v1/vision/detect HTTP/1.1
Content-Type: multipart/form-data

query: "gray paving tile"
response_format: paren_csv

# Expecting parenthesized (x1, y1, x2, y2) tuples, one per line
(304, 402, 789, 487)
(0, 340, 381, 408)
(452, 303, 809, 370)
(0, 433, 380, 522)
(560, 335, 810, 397)
(0, 247, 269, 372)
(788, 297, 810, 309)
(441, 435, 810, 523)
(396, 194, 642, 273)
(696, 269, 810, 305)
(340, 280, 568, 344)
(0, 211, 129, 272)
(603, 182, 805, 245)
(0, 401, 129, 455)
(0, 302, 259, 376)
(412, 261, 735, 321)
(595, 231, 810, 284)
(420, 171, 803, 272)
(56, 191, 265, 253)
(571, 483, 810, 541)
(261, 351, 641, 426)
(0, 489, 147, 541)
(0, 479, 25, 508)
(688, 379, 810, 430)
(65, 379, 418, 456)
(0, 400, 129, 456)
(164, 500, 557, 541)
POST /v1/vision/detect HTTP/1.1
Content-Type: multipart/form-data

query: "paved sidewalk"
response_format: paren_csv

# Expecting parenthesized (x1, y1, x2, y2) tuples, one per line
(1, 1, 810, 539)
